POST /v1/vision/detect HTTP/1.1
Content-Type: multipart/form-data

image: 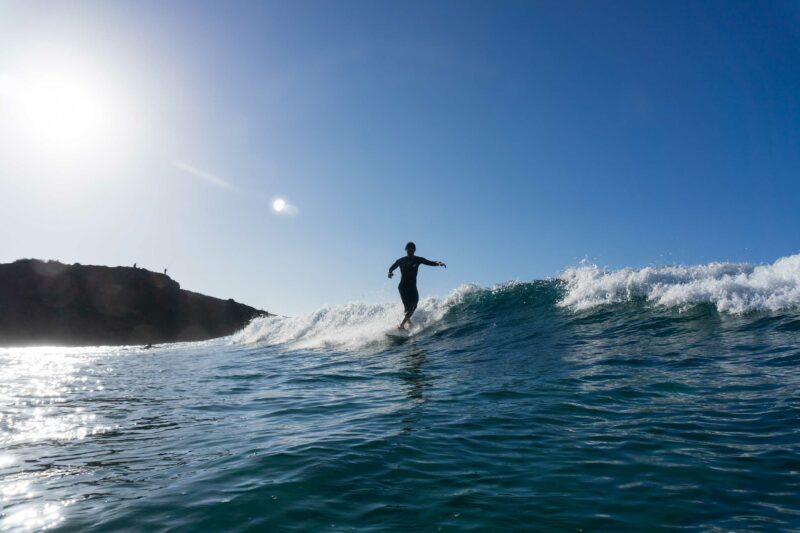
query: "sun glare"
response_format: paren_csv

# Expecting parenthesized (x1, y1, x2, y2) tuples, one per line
(1, 50, 129, 163)
(272, 198, 286, 212)
(18, 69, 106, 153)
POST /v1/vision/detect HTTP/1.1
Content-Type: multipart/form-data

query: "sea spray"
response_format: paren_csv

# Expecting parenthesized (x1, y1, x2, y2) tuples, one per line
(559, 253, 800, 313)
(232, 283, 484, 350)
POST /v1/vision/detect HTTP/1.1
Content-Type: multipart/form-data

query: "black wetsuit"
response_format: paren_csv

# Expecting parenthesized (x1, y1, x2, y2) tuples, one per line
(389, 255, 438, 315)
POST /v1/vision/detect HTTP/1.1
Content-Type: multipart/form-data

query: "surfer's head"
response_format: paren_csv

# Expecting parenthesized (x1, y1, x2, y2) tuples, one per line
(405, 242, 416, 255)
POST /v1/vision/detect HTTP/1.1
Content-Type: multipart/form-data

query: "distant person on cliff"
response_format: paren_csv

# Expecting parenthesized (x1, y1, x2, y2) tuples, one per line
(388, 242, 446, 331)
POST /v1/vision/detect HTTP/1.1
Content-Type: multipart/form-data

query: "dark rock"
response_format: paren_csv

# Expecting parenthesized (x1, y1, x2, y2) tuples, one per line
(0, 259, 269, 347)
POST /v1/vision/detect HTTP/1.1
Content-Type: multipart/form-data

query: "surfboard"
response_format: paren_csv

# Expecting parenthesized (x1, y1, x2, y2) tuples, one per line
(385, 328, 411, 340)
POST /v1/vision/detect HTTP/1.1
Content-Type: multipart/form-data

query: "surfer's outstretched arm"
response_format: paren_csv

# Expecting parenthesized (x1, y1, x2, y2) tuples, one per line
(418, 257, 446, 268)
(388, 259, 400, 279)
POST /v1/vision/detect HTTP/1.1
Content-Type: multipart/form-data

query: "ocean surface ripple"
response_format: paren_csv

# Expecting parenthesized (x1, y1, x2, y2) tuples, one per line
(2, 255, 800, 531)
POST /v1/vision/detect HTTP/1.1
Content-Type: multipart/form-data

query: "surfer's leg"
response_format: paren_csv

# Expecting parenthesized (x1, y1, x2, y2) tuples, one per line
(398, 285, 418, 330)
(401, 288, 419, 329)
(400, 309, 415, 330)
(399, 285, 412, 329)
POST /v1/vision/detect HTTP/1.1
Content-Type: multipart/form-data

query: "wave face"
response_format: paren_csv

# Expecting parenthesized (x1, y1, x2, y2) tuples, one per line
(235, 254, 800, 352)
(233, 281, 566, 351)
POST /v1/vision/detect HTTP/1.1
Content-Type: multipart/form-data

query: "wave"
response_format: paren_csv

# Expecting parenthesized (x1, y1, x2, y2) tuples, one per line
(232, 284, 485, 350)
(559, 253, 800, 313)
(234, 253, 800, 351)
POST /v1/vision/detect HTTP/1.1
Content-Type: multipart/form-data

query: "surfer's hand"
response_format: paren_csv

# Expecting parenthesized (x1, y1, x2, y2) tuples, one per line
(388, 271, 393, 279)
(438, 262, 447, 268)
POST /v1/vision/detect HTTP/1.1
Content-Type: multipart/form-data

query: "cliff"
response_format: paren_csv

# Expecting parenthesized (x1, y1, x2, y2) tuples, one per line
(0, 259, 268, 347)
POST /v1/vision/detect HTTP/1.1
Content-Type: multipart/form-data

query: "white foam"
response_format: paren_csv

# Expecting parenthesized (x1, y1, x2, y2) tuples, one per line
(558, 253, 800, 313)
(232, 283, 482, 350)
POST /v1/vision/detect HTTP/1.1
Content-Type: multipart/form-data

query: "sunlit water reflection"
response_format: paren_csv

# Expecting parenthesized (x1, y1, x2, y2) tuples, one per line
(1, 346, 115, 530)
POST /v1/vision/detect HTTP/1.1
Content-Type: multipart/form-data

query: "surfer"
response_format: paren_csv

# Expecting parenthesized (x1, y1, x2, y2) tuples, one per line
(388, 242, 446, 331)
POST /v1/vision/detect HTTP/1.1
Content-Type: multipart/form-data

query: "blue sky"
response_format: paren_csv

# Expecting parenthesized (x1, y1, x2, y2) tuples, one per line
(1, 1, 799, 315)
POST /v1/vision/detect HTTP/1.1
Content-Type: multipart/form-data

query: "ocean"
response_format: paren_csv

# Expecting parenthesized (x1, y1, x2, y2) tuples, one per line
(2, 255, 800, 531)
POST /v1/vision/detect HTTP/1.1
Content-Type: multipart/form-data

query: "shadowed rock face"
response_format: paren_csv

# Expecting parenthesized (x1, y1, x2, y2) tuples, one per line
(0, 259, 268, 347)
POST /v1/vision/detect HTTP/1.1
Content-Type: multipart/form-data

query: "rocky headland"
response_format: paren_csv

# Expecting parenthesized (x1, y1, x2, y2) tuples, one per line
(0, 259, 268, 347)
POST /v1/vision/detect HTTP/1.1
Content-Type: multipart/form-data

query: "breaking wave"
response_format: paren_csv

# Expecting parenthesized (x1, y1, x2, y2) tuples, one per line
(234, 253, 800, 351)
(232, 284, 485, 350)
(559, 253, 800, 313)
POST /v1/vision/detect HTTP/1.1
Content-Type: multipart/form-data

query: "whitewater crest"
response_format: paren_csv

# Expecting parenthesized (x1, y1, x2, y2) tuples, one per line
(233, 254, 800, 351)
(558, 253, 800, 313)
(232, 284, 483, 350)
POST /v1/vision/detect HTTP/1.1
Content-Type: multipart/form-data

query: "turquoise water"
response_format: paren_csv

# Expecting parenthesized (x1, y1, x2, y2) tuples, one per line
(3, 257, 800, 531)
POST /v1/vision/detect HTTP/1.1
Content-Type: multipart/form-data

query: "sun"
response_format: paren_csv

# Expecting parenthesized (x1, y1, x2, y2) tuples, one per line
(18, 69, 105, 153)
(1, 50, 128, 162)
(272, 198, 286, 212)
